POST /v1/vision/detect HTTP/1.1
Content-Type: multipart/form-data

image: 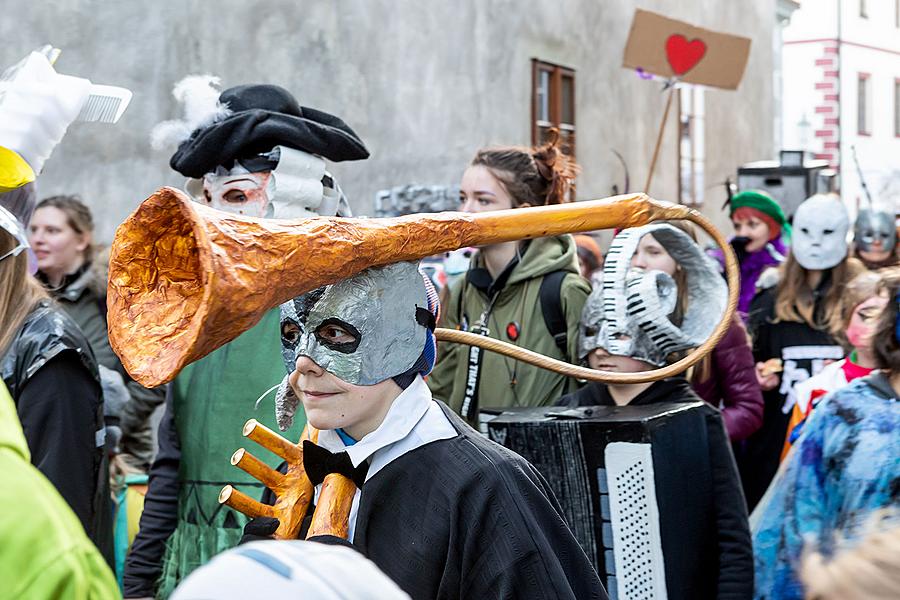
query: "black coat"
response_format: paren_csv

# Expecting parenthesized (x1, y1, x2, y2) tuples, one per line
(559, 377, 754, 600)
(260, 402, 607, 600)
(741, 286, 843, 509)
(1, 300, 113, 566)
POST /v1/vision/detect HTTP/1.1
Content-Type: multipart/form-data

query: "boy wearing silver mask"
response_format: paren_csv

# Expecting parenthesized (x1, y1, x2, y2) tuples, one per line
(125, 78, 368, 599)
(251, 261, 607, 600)
(562, 224, 753, 599)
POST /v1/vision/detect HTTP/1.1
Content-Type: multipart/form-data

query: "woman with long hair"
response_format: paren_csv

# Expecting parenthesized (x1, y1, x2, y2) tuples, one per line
(29, 195, 165, 472)
(740, 193, 866, 510)
(427, 132, 590, 421)
(0, 205, 112, 563)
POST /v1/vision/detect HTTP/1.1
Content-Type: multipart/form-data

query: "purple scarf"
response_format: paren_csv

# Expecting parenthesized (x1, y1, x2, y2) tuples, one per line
(712, 237, 786, 317)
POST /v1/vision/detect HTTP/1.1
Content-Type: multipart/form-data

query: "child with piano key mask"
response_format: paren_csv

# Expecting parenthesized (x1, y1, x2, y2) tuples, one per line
(561, 223, 754, 598)
(577, 223, 727, 377)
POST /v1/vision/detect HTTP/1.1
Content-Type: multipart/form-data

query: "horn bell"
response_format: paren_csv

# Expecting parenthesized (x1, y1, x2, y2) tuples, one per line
(108, 186, 685, 387)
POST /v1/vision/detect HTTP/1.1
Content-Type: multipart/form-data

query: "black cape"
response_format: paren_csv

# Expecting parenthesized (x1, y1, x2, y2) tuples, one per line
(287, 402, 607, 600)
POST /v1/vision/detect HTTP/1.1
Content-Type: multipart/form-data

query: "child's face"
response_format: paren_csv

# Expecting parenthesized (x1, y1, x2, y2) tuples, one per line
(586, 347, 655, 373)
(846, 293, 888, 351)
(731, 215, 771, 252)
(288, 352, 400, 439)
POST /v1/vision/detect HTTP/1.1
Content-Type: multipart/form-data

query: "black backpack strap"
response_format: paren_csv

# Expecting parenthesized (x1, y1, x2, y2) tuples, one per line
(539, 270, 569, 355)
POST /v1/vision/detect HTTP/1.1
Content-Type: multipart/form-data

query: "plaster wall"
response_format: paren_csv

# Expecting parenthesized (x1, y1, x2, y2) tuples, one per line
(4, 0, 776, 243)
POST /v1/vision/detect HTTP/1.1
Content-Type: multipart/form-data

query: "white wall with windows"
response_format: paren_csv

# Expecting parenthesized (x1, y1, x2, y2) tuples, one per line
(782, 0, 900, 212)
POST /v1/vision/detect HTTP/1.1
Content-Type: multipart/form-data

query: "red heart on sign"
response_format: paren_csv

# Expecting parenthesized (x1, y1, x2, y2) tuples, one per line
(665, 34, 707, 75)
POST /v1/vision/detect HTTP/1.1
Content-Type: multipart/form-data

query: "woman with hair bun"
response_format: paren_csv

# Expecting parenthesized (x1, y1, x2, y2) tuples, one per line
(428, 133, 590, 421)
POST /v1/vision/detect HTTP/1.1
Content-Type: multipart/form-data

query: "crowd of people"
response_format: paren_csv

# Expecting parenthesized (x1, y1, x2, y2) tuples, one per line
(0, 73, 898, 600)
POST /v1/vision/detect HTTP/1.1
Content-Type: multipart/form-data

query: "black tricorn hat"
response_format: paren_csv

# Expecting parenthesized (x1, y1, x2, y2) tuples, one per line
(169, 84, 369, 178)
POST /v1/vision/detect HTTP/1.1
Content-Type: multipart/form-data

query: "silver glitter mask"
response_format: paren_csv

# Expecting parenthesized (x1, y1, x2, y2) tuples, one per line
(578, 223, 726, 367)
(279, 262, 429, 386)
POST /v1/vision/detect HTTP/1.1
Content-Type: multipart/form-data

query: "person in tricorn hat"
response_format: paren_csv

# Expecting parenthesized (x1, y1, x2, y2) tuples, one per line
(123, 76, 368, 599)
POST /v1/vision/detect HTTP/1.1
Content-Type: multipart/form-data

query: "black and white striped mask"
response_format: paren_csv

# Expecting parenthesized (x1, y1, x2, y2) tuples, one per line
(578, 223, 726, 367)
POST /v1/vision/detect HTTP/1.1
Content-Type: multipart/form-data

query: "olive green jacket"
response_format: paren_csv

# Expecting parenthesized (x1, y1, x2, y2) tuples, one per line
(428, 235, 590, 419)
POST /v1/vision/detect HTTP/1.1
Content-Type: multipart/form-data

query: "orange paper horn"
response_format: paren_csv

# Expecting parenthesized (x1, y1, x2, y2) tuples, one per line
(108, 186, 722, 387)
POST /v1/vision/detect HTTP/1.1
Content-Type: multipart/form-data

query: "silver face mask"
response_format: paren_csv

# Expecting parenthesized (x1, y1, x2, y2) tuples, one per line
(792, 194, 850, 270)
(578, 223, 726, 367)
(854, 206, 896, 254)
(578, 269, 680, 367)
(279, 262, 430, 386)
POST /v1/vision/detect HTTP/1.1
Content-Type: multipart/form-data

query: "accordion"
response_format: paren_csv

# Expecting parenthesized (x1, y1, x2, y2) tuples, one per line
(485, 401, 716, 600)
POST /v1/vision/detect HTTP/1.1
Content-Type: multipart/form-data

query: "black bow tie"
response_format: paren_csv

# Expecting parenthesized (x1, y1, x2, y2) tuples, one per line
(302, 440, 369, 488)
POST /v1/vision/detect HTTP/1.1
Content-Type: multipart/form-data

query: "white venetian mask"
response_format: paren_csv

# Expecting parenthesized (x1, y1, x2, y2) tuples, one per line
(791, 194, 850, 270)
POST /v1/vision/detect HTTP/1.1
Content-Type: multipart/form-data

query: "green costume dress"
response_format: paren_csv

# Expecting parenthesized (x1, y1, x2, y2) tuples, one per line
(158, 310, 304, 596)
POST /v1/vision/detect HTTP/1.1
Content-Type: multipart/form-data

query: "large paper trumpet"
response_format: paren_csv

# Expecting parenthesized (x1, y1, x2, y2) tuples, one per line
(107, 186, 737, 388)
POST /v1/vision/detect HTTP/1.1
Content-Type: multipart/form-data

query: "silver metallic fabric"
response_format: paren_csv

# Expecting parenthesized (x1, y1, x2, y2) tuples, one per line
(854, 205, 896, 254)
(280, 261, 428, 386)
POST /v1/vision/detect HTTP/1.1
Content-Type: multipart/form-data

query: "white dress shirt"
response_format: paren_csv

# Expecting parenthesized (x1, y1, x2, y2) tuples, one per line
(313, 375, 456, 541)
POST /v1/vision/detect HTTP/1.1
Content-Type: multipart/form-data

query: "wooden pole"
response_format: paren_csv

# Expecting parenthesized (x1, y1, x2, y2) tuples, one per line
(306, 474, 357, 539)
(643, 83, 677, 194)
(242, 419, 302, 463)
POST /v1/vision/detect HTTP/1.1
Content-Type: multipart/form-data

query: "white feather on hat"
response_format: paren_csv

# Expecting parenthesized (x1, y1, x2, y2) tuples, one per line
(150, 74, 231, 151)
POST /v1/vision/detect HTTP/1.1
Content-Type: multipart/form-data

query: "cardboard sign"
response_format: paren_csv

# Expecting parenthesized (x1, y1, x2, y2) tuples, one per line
(622, 9, 752, 90)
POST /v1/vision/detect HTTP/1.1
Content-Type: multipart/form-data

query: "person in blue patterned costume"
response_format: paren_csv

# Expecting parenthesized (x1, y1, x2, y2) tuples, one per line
(751, 271, 900, 600)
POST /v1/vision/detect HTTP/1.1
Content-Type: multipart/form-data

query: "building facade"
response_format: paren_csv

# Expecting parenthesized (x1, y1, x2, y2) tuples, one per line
(782, 0, 900, 210)
(4, 0, 778, 242)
